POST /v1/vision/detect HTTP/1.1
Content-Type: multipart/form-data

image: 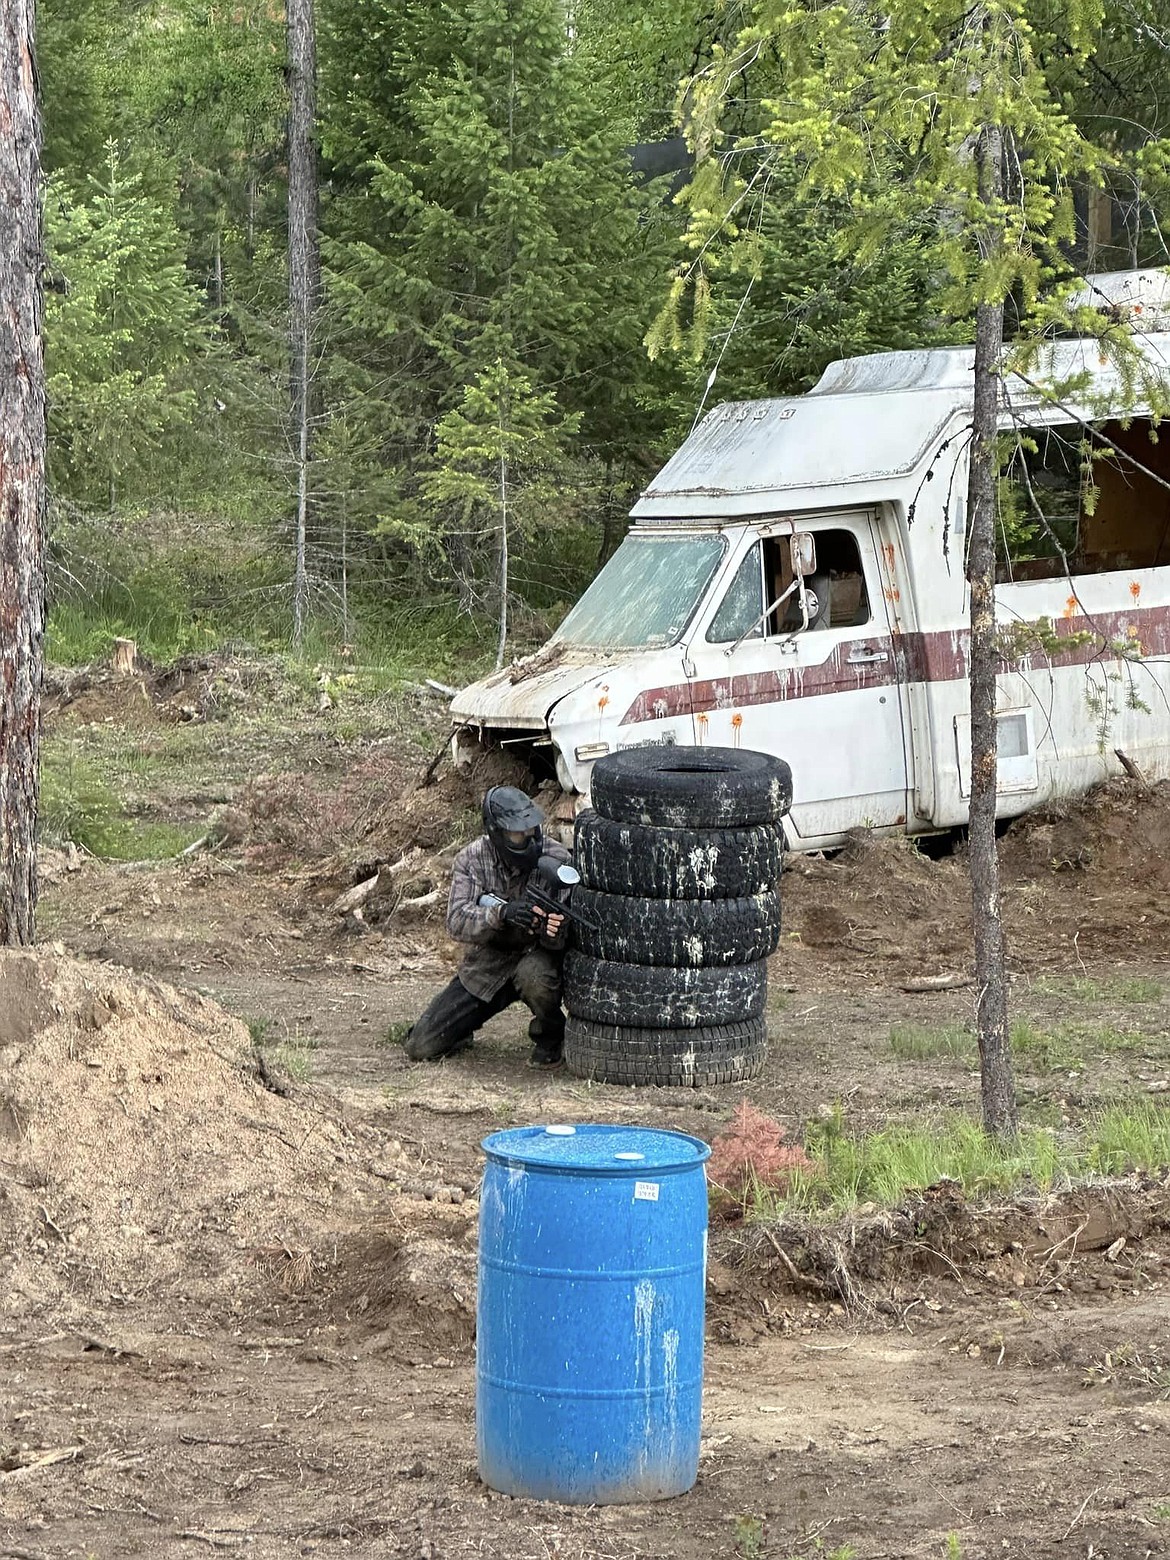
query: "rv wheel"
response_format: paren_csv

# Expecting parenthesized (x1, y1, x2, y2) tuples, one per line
(564, 951, 768, 1029)
(573, 810, 785, 900)
(590, 746, 793, 830)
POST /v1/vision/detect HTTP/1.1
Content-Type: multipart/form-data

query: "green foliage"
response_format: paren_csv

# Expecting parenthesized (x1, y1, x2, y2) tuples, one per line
(889, 1024, 974, 1061)
(44, 143, 208, 506)
(39, 745, 201, 860)
(660, 0, 1170, 366)
(1091, 1102, 1170, 1175)
(319, 0, 678, 609)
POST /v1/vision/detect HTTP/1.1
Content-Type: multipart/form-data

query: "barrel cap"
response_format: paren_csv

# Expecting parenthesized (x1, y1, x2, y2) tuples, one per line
(481, 1123, 710, 1174)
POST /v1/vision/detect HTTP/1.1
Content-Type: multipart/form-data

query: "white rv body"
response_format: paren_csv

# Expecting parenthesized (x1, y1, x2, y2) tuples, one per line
(451, 271, 1170, 850)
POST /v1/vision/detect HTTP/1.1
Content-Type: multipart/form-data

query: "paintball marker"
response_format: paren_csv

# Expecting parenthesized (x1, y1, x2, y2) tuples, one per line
(478, 854, 599, 935)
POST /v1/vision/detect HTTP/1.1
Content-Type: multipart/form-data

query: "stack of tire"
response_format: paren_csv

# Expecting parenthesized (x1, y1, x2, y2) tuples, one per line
(564, 746, 793, 1088)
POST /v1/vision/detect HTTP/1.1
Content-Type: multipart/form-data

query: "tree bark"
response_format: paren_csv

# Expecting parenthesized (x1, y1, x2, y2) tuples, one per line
(967, 124, 1019, 1138)
(287, 0, 319, 647)
(0, 0, 46, 947)
(595, 460, 626, 570)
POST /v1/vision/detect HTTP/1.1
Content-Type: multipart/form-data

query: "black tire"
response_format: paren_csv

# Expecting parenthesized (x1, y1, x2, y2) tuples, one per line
(565, 1017, 766, 1087)
(564, 952, 768, 1029)
(572, 885, 781, 967)
(590, 746, 793, 830)
(574, 810, 784, 900)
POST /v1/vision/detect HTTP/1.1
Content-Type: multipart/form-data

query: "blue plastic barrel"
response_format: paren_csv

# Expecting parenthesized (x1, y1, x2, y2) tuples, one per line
(477, 1123, 710, 1504)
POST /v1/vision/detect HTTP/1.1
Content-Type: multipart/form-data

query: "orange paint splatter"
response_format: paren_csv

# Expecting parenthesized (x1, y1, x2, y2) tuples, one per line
(1063, 596, 1077, 620)
(696, 712, 708, 745)
(1130, 580, 1142, 601)
(730, 711, 743, 748)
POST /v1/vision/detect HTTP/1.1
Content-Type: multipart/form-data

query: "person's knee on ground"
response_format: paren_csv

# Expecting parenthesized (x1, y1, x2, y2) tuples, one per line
(404, 977, 504, 1062)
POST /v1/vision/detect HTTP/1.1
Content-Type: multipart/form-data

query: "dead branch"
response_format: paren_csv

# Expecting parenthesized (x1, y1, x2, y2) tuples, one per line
(1114, 749, 1150, 788)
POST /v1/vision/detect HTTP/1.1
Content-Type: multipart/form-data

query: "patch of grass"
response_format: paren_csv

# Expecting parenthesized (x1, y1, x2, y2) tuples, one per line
(1036, 974, 1164, 1005)
(758, 1097, 1170, 1216)
(39, 746, 203, 860)
(1090, 1101, 1170, 1175)
(271, 1034, 319, 1083)
(379, 1021, 412, 1050)
(889, 1023, 973, 1061)
(1010, 1017, 1165, 1075)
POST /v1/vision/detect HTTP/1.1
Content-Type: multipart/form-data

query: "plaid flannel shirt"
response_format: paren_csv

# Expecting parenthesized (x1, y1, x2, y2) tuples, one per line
(447, 834, 572, 1000)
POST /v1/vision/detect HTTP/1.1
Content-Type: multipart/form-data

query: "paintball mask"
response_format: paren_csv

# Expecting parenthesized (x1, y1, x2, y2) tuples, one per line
(482, 785, 545, 873)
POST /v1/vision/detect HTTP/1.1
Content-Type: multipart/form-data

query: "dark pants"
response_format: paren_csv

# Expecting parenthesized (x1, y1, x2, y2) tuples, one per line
(405, 947, 566, 1062)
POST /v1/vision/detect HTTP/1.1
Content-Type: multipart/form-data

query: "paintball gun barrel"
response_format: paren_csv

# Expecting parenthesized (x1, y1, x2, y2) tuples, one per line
(479, 854, 599, 934)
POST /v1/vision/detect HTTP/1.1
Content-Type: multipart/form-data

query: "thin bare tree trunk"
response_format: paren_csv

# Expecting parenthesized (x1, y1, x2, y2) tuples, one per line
(287, 0, 319, 647)
(0, 0, 45, 947)
(495, 447, 509, 670)
(967, 123, 1019, 1138)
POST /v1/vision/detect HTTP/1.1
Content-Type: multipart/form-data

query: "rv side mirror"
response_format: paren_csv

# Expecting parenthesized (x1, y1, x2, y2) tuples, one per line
(791, 532, 817, 577)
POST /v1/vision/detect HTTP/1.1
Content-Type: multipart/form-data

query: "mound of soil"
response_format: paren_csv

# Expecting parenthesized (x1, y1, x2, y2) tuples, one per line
(779, 777, 1170, 976)
(0, 949, 375, 1318)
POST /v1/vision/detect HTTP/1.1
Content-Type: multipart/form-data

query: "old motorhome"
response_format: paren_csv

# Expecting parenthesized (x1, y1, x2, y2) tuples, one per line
(451, 270, 1170, 850)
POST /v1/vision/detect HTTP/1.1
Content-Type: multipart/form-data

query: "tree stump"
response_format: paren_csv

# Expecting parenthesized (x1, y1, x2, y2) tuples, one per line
(112, 638, 139, 676)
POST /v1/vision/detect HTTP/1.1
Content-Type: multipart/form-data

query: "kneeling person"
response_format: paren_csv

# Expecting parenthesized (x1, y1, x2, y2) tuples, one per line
(404, 786, 570, 1067)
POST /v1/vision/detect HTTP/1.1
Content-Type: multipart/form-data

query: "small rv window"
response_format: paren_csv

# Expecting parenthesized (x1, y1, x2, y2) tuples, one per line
(555, 533, 726, 649)
(707, 546, 764, 643)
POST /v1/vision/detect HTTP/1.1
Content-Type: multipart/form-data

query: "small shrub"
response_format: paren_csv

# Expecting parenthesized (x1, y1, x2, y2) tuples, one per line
(707, 1102, 818, 1216)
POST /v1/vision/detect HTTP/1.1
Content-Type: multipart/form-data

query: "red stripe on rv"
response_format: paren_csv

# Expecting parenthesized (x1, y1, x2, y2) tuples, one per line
(619, 601, 1170, 726)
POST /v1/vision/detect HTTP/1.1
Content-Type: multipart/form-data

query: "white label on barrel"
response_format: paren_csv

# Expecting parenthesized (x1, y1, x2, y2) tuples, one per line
(634, 1181, 660, 1202)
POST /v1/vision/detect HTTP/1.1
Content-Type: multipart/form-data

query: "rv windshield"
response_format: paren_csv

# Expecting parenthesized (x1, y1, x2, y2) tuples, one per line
(555, 533, 726, 649)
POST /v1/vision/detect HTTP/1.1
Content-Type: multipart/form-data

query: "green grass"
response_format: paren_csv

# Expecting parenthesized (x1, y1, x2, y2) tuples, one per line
(39, 746, 204, 860)
(756, 1098, 1170, 1216)
(1035, 974, 1165, 1005)
(1090, 1101, 1170, 1175)
(889, 1023, 974, 1060)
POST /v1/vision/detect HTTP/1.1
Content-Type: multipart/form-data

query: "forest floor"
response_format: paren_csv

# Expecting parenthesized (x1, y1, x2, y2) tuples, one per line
(3, 651, 1170, 1560)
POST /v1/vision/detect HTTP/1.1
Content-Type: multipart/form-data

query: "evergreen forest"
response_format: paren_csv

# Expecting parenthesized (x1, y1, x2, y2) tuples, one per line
(38, 0, 1170, 681)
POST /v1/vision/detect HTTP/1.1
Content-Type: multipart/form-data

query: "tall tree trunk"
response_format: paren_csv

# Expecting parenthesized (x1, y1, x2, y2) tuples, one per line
(287, 0, 319, 647)
(495, 447, 509, 670)
(967, 124, 1019, 1138)
(596, 460, 626, 570)
(0, 0, 46, 947)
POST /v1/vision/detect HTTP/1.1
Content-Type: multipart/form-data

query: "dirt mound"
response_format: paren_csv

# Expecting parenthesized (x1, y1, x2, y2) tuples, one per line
(0, 949, 375, 1318)
(709, 1174, 1170, 1341)
(999, 775, 1170, 885)
(781, 832, 971, 976)
(777, 778, 1170, 976)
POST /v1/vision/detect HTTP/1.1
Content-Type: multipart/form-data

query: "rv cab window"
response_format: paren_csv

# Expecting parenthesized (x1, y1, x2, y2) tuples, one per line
(708, 530, 871, 642)
(555, 532, 726, 649)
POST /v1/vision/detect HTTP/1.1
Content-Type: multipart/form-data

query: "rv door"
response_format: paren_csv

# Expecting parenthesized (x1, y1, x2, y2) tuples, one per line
(684, 513, 910, 844)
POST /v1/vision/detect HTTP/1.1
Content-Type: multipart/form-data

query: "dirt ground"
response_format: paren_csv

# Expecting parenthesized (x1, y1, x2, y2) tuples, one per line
(4, 663, 1170, 1560)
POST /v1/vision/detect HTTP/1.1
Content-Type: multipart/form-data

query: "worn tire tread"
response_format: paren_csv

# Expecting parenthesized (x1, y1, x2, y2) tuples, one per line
(572, 885, 781, 967)
(574, 810, 784, 900)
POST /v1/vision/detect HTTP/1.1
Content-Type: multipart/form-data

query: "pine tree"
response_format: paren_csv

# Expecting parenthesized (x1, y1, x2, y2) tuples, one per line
(44, 141, 206, 508)
(319, 0, 668, 613)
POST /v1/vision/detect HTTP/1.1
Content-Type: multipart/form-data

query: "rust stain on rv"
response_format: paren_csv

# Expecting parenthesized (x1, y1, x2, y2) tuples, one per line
(1131, 580, 1142, 602)
(620, 601, 1170, 726)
